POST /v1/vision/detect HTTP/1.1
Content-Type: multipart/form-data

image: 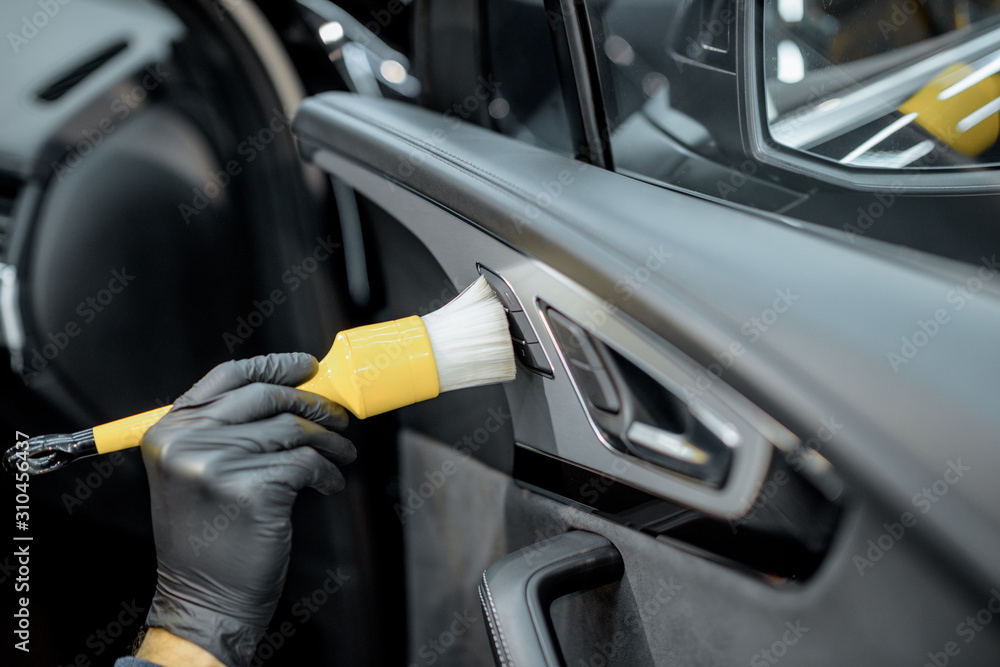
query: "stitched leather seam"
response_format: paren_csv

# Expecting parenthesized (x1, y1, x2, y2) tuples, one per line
(322, 101, 550, 214)
(480, 572, 514, 667)
(338, 104, 536, 198)
(477, 584, 507, 667)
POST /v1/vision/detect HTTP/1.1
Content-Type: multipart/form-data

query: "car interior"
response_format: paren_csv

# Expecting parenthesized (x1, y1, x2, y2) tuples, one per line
(2, 0, 1000, 665)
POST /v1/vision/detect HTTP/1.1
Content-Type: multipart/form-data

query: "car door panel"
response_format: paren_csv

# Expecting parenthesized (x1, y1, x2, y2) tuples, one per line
(294, 92, 1000, 665)
(399, 426, 995, 666)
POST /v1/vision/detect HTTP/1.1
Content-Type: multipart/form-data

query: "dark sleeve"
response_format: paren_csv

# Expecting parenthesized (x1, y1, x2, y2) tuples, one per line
(114, 657, 164, 667)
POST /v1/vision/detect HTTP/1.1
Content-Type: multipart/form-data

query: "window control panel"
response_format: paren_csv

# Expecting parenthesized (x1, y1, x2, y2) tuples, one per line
(545, 308, 620, 414)
(478, 265, 553, 377)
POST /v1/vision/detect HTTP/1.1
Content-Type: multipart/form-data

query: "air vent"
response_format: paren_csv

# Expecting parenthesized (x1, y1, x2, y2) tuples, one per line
(0, 174, 22, 258)
(36, 41, 129, 102)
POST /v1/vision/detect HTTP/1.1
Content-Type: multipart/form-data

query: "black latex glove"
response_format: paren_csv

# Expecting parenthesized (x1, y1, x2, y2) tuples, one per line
(140, 353, 355, 666)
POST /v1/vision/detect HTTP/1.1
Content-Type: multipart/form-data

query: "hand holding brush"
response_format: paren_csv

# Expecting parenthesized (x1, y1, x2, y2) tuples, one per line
(5, 276, 516, 475)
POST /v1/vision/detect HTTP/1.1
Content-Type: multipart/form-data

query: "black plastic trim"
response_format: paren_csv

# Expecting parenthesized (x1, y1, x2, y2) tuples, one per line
(479, 531, 624, 667)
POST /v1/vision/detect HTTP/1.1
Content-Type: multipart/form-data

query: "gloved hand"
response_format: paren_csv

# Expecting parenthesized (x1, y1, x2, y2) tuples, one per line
(140, 353, 356, 667)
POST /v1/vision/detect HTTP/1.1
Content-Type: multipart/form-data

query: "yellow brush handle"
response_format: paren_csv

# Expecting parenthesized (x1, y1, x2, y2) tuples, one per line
(92, 315, 440, 454)
(93, 405, 174, 454)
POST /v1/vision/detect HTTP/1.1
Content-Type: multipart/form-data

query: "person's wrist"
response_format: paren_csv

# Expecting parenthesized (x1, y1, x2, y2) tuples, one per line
(135, 627, 226, 667)
(146, 590, 265, 667)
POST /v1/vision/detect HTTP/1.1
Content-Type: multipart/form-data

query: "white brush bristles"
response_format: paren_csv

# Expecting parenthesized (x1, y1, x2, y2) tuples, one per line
(421, 275, 517, 393)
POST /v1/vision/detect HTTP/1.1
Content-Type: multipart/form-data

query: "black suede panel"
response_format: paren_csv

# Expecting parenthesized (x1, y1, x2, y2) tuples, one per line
(399, 430, 1000, 666)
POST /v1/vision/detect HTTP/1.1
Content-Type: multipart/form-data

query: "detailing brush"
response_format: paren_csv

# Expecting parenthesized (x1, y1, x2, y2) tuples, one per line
(5, 276, 516, 475)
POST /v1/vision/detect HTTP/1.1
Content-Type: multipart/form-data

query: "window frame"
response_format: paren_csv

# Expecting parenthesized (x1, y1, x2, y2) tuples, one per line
(547, 0, 1000, 195)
